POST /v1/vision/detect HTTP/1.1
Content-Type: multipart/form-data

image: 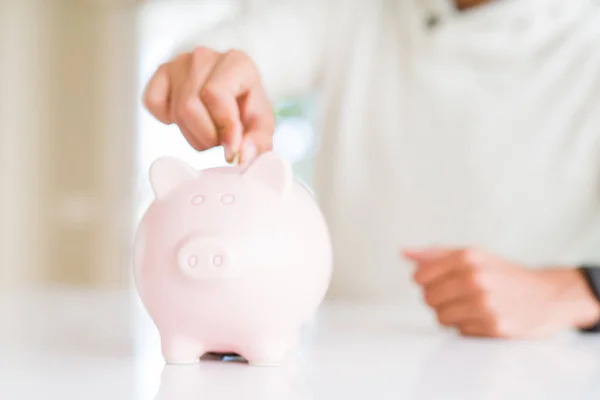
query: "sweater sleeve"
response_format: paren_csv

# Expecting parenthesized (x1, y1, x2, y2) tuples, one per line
(578, 265, 600, 332)
(172, 0, 334, 101)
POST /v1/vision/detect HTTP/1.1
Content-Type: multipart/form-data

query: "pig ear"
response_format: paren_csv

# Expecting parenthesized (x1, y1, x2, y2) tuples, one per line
(242, 152, 293, 197)
(149, 157, 199, 199)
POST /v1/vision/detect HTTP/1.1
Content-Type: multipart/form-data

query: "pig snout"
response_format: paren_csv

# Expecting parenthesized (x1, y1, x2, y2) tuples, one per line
(177, 237, 233, 279)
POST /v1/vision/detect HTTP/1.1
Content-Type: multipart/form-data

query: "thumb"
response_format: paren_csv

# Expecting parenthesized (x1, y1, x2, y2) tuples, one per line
(239, 129, 273, 166)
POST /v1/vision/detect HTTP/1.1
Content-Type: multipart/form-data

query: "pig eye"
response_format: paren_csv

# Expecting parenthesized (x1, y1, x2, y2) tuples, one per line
(220, 194, 235, 205)
(191, 195, 205, 205)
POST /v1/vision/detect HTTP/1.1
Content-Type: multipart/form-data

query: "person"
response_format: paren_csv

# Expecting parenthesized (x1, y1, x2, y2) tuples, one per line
(142, 0, 600, 337)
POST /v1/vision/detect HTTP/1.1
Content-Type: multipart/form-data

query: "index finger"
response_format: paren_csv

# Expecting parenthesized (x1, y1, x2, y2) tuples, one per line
(413, 250, 469, 286)
(200, 50, 261, 162)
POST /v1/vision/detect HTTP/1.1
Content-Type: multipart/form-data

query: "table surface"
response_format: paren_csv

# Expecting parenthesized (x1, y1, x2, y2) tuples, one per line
(1, 287, 600, 400)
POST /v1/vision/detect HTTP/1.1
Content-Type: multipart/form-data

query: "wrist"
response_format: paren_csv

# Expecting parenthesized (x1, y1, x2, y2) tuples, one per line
(544, 268, 600, 330)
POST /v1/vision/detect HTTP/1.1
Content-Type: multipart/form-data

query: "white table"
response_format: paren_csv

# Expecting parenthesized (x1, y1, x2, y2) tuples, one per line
(1, 287, 600, 400)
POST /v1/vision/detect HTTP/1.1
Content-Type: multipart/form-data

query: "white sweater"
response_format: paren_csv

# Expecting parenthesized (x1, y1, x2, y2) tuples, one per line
(178, 0, 600, 306)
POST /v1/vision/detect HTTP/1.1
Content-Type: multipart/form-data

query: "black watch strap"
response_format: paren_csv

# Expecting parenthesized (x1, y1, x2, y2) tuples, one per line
(578, 265, 600, 333)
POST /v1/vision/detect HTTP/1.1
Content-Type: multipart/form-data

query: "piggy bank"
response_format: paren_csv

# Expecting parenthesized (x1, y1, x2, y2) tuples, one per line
(133, 152, 332, 366)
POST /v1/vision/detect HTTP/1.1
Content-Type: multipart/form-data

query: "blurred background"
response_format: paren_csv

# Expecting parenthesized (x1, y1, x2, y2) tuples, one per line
(0, 0, 318, 290)
(2, 1, 600, 399)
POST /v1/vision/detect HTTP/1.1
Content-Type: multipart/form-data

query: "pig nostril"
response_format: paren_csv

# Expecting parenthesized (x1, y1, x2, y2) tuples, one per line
(191, 195, 205, 205)
(212, 255, 223, 267)
(220, 194, 235, 205)
(188, 255, 198, 268)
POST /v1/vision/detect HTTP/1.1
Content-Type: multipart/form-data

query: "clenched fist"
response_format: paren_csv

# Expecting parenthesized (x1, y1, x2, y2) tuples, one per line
(403, 247, 600, 338)
(143, 47, 275, 164)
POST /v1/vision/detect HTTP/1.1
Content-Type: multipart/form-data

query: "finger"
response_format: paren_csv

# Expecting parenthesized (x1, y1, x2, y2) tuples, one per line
(414, 248, 486, 286)
(436, 299, 485, 326)
(173, 95, 220, 151)
(458, 321, 489, 337)
(413, 251, 467, 286)
(143, 65, 173, 124)
(238, 86, 275, 165)
(240, 125, 273, 166)
(459, 318, 502, 338)
(201, 50, 262, 162)
(422, 270, 482, 307)
(177, 121, 207, 152)
(172, 48, 220, 151)
(200, 80, 243, 161)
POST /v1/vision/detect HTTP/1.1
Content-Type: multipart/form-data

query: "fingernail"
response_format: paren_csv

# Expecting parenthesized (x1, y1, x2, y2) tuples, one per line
(224, 146, 234, 163)
(241, 140, 257, 165)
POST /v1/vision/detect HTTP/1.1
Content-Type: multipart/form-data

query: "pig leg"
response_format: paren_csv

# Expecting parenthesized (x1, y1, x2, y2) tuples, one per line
(240, 336, 297, 367)
(161, 334, 205, 364)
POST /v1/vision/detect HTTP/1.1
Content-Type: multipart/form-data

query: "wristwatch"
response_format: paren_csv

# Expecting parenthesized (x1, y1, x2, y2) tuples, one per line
(578, 265, 600, 333)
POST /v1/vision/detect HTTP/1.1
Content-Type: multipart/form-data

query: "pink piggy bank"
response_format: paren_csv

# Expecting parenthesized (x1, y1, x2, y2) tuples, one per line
(133, 152, 333, 366)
